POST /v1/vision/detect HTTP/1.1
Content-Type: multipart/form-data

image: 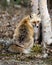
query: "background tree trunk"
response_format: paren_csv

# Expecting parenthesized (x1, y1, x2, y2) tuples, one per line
(39, 0, 52, 57)
(7, 0, 10, 5)
(31, 0, 52, 57)
(39, 0, 52, 45)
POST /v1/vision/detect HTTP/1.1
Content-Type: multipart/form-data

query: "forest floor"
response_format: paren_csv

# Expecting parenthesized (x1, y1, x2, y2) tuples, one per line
(0, 6, 52, 65)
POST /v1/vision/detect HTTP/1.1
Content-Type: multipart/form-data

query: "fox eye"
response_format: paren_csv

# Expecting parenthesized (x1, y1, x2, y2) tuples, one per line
(33, 21, 36, 24)
(37, 21, 39, 23)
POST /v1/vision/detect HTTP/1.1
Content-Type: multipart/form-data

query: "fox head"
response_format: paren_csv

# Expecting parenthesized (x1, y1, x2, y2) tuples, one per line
(30, 13, 41, 27)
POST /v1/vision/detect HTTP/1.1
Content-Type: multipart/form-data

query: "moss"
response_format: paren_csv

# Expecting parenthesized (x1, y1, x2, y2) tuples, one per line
(31, 44, 42, 53)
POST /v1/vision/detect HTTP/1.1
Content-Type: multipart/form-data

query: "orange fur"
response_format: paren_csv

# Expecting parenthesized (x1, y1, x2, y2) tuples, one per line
(9, 16, 34, 54)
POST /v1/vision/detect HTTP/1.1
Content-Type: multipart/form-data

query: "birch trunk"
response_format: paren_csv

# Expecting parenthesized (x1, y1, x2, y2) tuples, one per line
(39, 0, 52, 45)
(39, 0, 52, 58)
(31, 0, 38, 14)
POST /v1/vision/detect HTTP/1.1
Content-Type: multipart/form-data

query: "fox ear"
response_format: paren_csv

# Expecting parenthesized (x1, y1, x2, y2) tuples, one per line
(22, 15, 30, 23)
(25, 15, 30, 20)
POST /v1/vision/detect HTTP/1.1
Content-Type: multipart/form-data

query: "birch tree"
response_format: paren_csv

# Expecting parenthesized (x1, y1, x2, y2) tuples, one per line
(39, 0, 52, 58)
(31, 0, 52, 58)
(39, 0, 52, 45)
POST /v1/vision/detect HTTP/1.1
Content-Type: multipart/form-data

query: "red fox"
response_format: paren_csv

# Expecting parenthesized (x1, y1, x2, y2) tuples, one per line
(8, 16, 34, 54)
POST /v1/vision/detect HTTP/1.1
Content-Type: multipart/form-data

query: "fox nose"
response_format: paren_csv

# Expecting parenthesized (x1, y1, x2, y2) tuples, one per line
(37, 26, 39, 28)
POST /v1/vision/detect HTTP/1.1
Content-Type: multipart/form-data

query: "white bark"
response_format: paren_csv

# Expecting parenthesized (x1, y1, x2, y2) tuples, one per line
(31, 0, 52, 58)
(39, 0, 52, 45)
(31, 0, 38, 14)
